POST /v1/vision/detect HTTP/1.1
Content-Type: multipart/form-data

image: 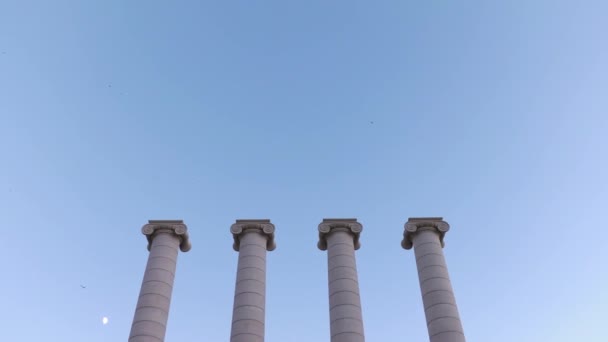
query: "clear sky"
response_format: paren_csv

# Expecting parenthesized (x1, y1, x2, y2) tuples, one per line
(1, 1, 607, 341)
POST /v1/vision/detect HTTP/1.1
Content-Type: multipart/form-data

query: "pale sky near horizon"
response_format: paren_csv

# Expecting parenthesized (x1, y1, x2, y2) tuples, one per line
(1, 1, 607, 341)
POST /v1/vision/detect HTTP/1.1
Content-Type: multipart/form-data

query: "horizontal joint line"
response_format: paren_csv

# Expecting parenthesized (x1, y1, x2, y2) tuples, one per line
(238, 255, 266, 262)
(232, 318, 265, 325)
(420, 276, 451, 286)
(138, 292, 171, 302)
(328, 253, 355, 260)
(329, 289, 360, 297)
(142, 279, 173, 288)
(414, 241, 442, 249)
(131, 319, 166, 328)
(145, 267, 175, 276)
(238, 266, 265, 273)
(425, 301, 457, 311)
(423, 289, 454, 296)
(329, 277, 359, 285)
(129, 334, 163, 341)
(330, 303, 362, 310)
(135, 305, 169, 314)
(231, 332, 264, 339)
(416, 252, 444, 262)
(151, 244, 178, 250)
(236, 278, 265, 285)
(233, 304, 264, 311)
(331, 330, 365, 338)
(234, 291, 264, 298)
(329, 265, 357, 272)
(430, 330, 465, 337)
(331, 316, 363, 324)
(427, 315, 462, 326)
(418, 264, 447, 273)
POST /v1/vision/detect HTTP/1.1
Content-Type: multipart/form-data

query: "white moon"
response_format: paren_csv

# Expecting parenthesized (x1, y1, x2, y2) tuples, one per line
(102, 317, 109, 325)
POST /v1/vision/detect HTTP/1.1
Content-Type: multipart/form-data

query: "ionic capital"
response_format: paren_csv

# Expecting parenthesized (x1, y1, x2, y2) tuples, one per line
(142, 220, 191, 252)
(230, 219, 276, 251)
(401, 217, 450, 250)
(317, 218, 363, 251)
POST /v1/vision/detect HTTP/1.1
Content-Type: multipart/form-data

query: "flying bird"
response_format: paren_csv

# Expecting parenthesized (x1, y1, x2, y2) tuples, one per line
(80, 285, 86, 289)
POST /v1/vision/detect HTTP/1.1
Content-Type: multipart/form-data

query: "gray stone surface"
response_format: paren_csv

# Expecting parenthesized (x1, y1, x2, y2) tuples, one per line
(318, 219, 365, 342)
(129, 220, 191, 342)
(230, 220, 276, 342)
(402, 217, 465, 342)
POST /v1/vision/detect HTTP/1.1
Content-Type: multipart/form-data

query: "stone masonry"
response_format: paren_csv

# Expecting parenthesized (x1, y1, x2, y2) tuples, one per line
(128, 217, 466, 342)
(402, 217, 465, 342)
(129, 220, 191, 342)
(229, 219, 276, 342)
(318, 218, 365, 342)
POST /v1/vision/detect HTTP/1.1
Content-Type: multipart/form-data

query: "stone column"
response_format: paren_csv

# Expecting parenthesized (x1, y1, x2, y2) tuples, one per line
(229, 219, 276, 342)
(318, 218, 365, 342)
(129, 220, 191, 342)
(402, 217, 465, 342)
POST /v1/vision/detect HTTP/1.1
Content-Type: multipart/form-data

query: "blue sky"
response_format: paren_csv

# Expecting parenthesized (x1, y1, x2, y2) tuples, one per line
(1, 1, 607, 341)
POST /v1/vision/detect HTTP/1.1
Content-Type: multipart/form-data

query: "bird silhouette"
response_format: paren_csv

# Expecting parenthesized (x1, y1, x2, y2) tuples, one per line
(80, 285, 86, 289)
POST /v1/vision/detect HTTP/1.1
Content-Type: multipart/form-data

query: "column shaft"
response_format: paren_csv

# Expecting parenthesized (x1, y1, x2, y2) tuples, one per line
(129, 232, 180, 342)
(327, 230, 365, 342)
(413, 229, 465, 342)
(231, 232, 267, 342)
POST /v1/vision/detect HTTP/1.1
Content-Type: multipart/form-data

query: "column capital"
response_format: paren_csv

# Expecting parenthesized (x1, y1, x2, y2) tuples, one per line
(318, 218, 363, 251)
(142, 220, 191, 252)
(230, 219, 276, 251)
(401, 217, 450, 250)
